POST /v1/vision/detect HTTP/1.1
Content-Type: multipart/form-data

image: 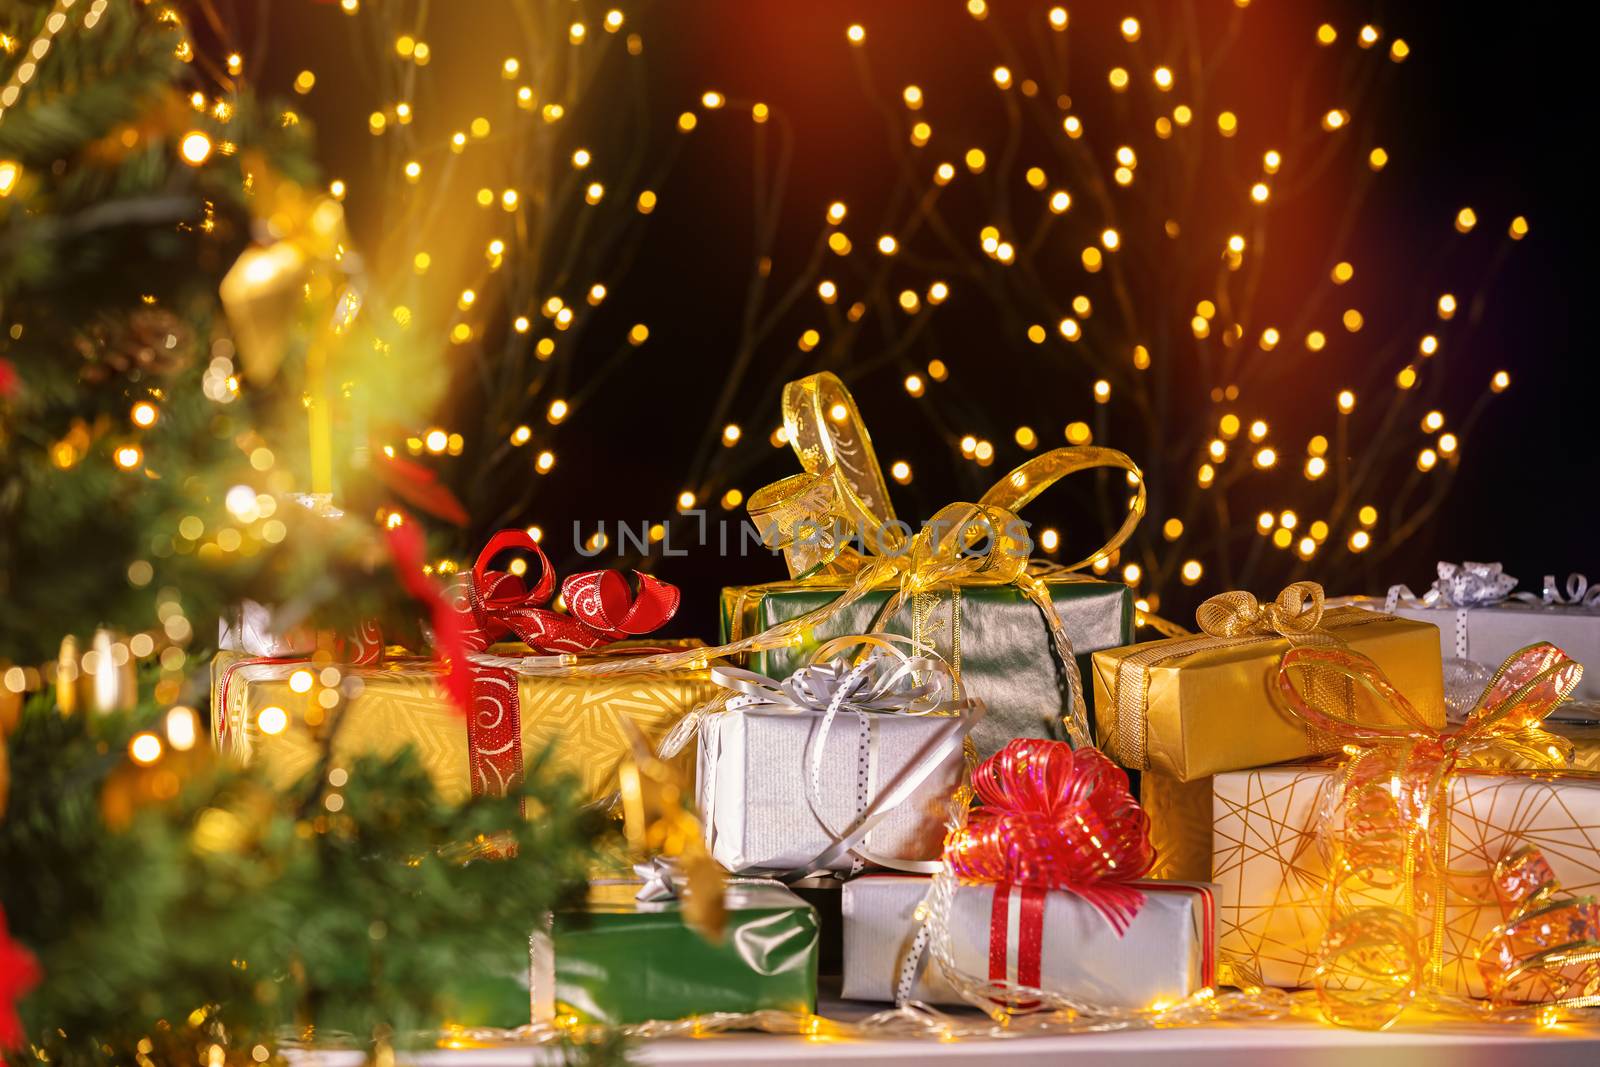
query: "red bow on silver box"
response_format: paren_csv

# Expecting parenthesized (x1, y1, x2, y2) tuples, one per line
(456, 529, 681, 655)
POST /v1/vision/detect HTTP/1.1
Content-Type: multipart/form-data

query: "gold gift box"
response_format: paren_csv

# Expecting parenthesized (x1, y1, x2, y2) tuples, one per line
(1092, 608, 1446, 783)
(211, 641, 716, 804)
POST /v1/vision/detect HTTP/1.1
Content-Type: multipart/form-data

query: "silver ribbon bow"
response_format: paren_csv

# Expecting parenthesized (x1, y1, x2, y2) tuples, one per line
(624, 856, 787, 903)
(1385, 560, 1517, 612)
(632, 857, 679, 902)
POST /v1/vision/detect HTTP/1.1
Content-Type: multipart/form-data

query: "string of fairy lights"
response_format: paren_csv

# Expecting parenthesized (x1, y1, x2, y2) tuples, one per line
(5, 0, 1528, 729)
(182, 0, 1518, 621)
(668, 3, 1521, 620)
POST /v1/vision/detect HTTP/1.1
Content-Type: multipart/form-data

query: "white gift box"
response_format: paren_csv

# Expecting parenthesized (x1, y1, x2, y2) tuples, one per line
(1213, 763, 1600, 996)
(696, 707, 967, 875)
(840, 873, 1216, 1008)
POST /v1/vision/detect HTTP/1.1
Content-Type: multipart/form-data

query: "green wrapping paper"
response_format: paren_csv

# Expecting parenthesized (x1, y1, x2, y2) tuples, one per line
(533, 882, 818, 1025)
(721, 574, 1133, 755)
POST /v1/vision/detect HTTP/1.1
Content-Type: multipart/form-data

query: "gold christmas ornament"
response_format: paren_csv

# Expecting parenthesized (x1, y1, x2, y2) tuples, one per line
(220, 165, 362, 494)
(218, 240, 309, 385)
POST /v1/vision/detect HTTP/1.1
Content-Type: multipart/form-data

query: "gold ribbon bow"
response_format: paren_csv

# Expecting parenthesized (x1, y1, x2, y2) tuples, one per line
(1275, 641, 1584, 1029)
(1196, 581, 1325, 640)
(487, 374, 1141, 752)
(745, 372, 1145, 748)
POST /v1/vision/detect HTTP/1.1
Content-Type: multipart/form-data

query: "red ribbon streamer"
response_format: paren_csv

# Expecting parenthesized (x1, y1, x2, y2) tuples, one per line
(455, 529, 680, 655)
(988, 884, 1047, 993)
(946, 739, 1154, 935)
(386, 520, 473, 714)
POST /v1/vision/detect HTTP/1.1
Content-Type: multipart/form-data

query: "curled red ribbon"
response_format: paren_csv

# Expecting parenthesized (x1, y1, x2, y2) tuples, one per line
(945, 739, 1154, 935)
(455, 529, 680, 655)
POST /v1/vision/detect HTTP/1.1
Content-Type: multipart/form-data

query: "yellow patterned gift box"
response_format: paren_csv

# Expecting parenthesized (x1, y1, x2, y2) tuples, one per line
(210, 641, 717, 805)
(1213, 761, 1600, 998)
(1213, 642, 1600, 1013)
(1091, 582, 1445, 881)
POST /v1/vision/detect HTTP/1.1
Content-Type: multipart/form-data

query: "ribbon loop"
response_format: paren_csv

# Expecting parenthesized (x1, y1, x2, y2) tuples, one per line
(457, 529, 680, 655)
(1543, 573, 1600, 609)
(944, 739, 1153, 935)
(1274, 642, 1586, 1027)
(1197, 581, 1325, 640)
(1478, 846, 1600, 1008)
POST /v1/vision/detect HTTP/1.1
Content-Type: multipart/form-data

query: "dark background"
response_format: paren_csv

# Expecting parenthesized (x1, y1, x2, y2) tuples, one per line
(263, 0, 1596, 636)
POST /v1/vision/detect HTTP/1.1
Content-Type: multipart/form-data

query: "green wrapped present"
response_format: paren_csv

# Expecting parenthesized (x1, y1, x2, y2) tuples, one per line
(533, 881, 818, 1026)
(724, 371, 1145, 755)
(721, 574, 1133, 756)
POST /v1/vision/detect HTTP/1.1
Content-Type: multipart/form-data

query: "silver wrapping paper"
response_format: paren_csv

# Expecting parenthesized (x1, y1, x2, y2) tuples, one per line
(697, 708, 966, 875)
(1387, 603, 1600, 704)
(728, 577, 1132, 756)
(840, 874, 1214, 1008)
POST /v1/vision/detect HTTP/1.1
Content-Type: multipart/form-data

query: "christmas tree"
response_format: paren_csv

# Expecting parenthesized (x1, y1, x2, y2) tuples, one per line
(1, 5, 608, 1062)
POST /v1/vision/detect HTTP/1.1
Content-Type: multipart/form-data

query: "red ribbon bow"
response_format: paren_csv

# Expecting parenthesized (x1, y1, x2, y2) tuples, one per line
(945, 739, 1155, 935)
(456, 529, 680, 655)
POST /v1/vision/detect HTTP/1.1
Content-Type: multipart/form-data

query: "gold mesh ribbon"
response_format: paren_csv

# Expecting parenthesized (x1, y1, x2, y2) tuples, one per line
(1195, 582, 1325, 640)
(742, 372, 1144, 748)
(472, 374, 1143, 752)
(1276, 641, 1587, 1029)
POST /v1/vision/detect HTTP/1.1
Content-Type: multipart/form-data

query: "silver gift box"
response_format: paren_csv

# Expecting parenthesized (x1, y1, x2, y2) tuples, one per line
(697, 708, 966, 875)
(1386, 602, 1600, 704)
(840, 873, 1215, 1008)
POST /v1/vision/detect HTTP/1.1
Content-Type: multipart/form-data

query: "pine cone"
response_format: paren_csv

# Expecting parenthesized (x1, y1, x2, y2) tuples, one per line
(74, 308, 195, 385)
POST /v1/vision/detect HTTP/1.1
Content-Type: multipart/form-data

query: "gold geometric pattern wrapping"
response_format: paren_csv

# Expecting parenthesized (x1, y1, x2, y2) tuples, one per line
(210, 647, 716, 804)
(1212, 764, 1600, 997)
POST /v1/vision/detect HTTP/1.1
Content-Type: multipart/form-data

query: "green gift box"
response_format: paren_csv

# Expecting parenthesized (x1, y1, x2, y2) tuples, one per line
(533, 882, 818, 1026)
(721, 574, 1133, 755)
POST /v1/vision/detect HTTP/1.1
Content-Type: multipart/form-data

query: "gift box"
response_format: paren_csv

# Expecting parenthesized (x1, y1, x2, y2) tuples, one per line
(1380, 563, 1600, 707)
(722, 574, 1132, 756)
(840, 874, 1216, 1008)
(1212, 763, 1600, 996)
(1092, 586, 1446, 782)
(530, 881, 818, 1025)
(1553, 719, 1600, 771)
(211, 640, 717, 805)
(1141, 772, 1216, 882)
(697, 702, 969, 876)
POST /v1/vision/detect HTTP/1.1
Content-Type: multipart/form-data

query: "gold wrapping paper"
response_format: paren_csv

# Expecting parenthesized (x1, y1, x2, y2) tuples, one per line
(1142, 773, 1216, 883)
(1212, 763, 1600, 997)
(1091, 608, 1446, 782)
(1548, 720, 1600, 772)
(210, 643, 716, 804)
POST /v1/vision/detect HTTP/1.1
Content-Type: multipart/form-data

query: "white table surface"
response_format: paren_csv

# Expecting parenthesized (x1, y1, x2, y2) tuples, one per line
(286, 991, 1600, 1067)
